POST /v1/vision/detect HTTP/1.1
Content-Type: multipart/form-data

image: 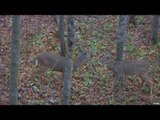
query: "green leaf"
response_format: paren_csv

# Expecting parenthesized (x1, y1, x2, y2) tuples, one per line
(46, 69, 53, 76)
(156, 40, 160, 47)
(126, 32, 132, 41)
(31, 33, 45, 47)
(39, 33, 45, 39)
(141, 86, 150, 93)
(138, 50, 147, 57)
(83, 79, 90, 87)
(83, 71, 92, 87)
(108, 98, 115, 105)
(104, 24, 113, 32)
(124, 43, 135, 53)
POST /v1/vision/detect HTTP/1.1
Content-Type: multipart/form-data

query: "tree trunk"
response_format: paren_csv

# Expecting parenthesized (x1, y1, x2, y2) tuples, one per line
(116, 15, 128, 61)
(115, 15, 127, 103)
(62, 16, 75, 105)
(9, 15, 21, 105)
(151, 15, 159, 44)
(59, 15, 65, 56)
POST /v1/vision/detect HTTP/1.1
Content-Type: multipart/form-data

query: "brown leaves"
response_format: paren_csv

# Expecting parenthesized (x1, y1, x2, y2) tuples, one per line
(1, 15, 160, 105)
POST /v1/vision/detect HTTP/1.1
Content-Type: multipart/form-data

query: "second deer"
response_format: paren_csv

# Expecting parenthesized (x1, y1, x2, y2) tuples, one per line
(100, 56, 153, 101)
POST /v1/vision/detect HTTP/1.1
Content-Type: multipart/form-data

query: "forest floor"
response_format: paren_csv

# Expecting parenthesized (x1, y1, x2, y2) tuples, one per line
(0, 15, 160, 105)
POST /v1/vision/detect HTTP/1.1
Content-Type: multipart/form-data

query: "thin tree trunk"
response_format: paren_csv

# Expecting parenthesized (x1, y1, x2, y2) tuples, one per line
(59, 15, 65, 56)
(62, 16, 75, 105)
(116, 15, 128, 61)
(151, 15, 159, 44)
(115, 15, 127, 103)
(9, 15, 21, 105)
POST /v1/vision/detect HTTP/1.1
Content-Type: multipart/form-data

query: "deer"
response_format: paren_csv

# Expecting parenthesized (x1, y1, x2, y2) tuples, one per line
(32, 51, 87, 83)
(100, 56, 153, 101)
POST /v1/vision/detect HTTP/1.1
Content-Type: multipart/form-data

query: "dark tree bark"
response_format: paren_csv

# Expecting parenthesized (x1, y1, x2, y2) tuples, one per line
(151, 15, 159, 44)
(128, 15, 136, 26)
(59, 15, 65, 56)
(9, 15, 21, 105)
(116, 15, 128, 61)
(115, 15, 128, 103)
(62, 16, 75, 105)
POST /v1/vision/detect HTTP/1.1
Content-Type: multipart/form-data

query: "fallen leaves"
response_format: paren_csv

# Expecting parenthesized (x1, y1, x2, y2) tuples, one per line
(0, 15, 160, 105)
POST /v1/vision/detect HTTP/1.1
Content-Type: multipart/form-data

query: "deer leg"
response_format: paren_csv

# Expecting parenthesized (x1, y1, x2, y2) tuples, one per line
(110, 73, 117, 93)
(149, 80, 153, 103)
(38, 65, 48, 86)
(140, 73, 153, 102)
(116, 74, 123, 92)
(38, 65, 47, 74)
(110, 77, 116, 93)
(140, 73, 150, 89)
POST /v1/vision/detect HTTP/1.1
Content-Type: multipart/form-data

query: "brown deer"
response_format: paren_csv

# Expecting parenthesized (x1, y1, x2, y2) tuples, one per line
(100, 56, 153, 100)
(33, 51, 88, 74)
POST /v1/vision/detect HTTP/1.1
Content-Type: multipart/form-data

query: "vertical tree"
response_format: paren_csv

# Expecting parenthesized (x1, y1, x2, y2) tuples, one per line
(9, 15, 21, 105)
(62, 16, 75, 105)
(151, 15, 159, 44)
(115, 15, 127, 103)
(59, 15, 65, 56)
(116, 15, 128, 61)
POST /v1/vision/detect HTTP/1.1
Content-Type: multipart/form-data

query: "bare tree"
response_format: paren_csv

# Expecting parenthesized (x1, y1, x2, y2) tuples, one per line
(115, 15, 128, 103)
(151, 15, 159, 44)
(9, 15, 21, 105)
(62, 16, 75, 105)
(59, 15, 65, 56)
(116, 15, 128, 61)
